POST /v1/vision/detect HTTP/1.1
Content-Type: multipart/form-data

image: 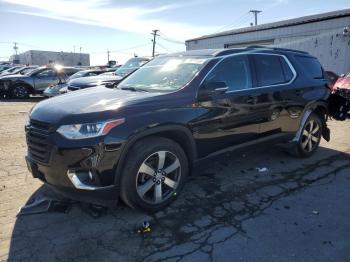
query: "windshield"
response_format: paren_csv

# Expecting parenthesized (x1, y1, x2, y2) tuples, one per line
(27, 67, 44, 76)
(2, 66, 21, 73)
(114, 58, 149, 77)
(20, 67, 37, 75)
(68, 71, 86, 80)
(118, 56, 209, 92)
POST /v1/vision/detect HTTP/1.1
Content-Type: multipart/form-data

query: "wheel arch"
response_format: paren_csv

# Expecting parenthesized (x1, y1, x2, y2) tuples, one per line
(10, 81, 34, 95)
(295, 100, 330, 143)
(114, 124, 197, 185)
(306, 100, 328, 121)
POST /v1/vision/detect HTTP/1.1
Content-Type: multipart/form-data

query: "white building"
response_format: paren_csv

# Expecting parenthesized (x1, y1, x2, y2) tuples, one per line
(10, 50, 90, 66)
(186, 9, 350, 74)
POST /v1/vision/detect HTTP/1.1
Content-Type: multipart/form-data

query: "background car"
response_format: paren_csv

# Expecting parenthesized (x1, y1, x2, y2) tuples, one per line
(43, 69, 107, 97)
(0, 65, 38, 76)
(325, 71, 339, 91)
(0, 65, 23, 76)
(0, 64, 13, 73)
(333, 72, 350, 93)
(0, 66, 81, 98)
(328, 72, 350, 120)
(67, 57, 150, 91)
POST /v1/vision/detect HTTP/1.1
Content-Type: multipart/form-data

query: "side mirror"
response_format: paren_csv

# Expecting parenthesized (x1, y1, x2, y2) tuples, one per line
(198, 81, 228, 100)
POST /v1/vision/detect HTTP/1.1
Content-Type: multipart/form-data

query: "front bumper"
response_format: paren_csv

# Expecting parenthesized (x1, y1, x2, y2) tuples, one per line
(0, 81, 11, 96)
(25, 125, 124, 206)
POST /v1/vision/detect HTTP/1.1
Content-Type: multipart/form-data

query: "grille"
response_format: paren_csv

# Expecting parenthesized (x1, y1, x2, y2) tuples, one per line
(26, 120, 52, 164)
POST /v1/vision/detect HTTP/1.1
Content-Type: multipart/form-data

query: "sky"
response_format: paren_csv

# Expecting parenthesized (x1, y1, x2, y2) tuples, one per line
(0, 0, 349, 65)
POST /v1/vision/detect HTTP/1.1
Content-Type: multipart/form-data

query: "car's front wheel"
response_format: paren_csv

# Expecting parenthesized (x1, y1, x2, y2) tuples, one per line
(120, 137, 188, 212)
(11, 85, 30, 99)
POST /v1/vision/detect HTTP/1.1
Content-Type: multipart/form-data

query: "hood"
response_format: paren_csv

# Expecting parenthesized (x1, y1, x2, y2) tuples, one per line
(31, 86, 161, 124)
(68, 74, 123, 89)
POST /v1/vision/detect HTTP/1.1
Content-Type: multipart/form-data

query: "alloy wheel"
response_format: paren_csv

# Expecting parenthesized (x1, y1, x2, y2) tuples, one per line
(301, 120, 321, 152)
(13, 86, 28, 98)
(136, 151, 181, 204)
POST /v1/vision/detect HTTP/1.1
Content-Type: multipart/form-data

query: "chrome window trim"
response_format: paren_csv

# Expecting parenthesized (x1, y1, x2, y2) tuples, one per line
(197, 52, 297, 96)
(251, 53, 297, 89)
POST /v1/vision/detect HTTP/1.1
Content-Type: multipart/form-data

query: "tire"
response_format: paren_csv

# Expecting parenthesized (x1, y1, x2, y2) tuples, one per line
(120, 136, 188, 212)
(291, 113, 323, 158)
(11, 85, 30, 99)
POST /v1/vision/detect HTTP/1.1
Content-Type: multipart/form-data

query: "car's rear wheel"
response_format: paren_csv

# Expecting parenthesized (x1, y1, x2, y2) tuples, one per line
(292, 113, 322, 158)
(120, 136, 188, 212)
(11, 85, 29, 99)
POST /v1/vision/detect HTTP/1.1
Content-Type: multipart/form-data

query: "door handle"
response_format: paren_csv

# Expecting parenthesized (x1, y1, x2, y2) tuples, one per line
(295, 89, 304, 96)
(246, 96, 258, 104)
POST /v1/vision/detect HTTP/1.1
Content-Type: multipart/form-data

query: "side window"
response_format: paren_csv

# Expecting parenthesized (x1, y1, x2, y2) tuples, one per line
(295, 56, 323, 79)
(253, 54, 292, 86)
(37, 69, 56, 77)
(205, 55, 252, 91)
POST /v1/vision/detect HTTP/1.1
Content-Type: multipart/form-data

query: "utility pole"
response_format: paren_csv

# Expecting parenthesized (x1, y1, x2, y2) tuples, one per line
(249, 10, 262, 26)
(151, 29, 159, 58)
(79, 46, 82, 66)
(107, 49, 110, 63)
(13, 42, 18, 55)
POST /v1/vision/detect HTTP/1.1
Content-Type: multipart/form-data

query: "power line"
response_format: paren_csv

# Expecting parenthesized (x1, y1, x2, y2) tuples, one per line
(158, 32, 184, 45)
(215, 12, 251, 32)
(156, 42, 175, 53)
(90, 43, 151, 54)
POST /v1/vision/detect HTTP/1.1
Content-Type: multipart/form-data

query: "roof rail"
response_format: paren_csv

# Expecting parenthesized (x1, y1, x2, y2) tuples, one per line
(246, 45, 309, 54)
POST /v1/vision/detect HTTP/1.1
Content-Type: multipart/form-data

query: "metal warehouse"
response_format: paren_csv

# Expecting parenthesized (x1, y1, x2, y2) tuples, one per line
(10, 50, 90, 66)
(186, 8, 350, 74)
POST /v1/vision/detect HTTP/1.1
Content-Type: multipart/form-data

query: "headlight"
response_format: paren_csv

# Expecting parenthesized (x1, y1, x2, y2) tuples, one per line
(59, 86, 68, 93)
(57, 119, 125, 139)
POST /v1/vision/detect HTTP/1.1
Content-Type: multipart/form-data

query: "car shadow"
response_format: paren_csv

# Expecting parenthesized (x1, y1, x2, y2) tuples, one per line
(0, 96, 45, 103)
(6, 145, 350, 261)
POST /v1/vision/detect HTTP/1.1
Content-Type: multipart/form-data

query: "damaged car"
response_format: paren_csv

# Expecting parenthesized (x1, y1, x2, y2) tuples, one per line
(0, 66, 81, 98)
(328, 72, 350, 120)
(25, 47, 347, 212)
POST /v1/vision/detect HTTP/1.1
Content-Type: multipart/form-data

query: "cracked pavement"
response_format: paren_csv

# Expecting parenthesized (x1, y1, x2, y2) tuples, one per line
(1, 100, 350, 262)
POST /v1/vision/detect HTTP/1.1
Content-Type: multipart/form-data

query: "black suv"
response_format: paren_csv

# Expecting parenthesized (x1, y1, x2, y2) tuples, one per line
(25, 47, 332, 211)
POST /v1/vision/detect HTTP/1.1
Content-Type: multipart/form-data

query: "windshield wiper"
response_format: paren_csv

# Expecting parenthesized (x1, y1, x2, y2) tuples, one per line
(119, 86, 148, 92)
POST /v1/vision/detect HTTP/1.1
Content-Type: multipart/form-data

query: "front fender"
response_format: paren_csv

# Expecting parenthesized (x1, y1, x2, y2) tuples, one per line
(112, 124, 197, 185)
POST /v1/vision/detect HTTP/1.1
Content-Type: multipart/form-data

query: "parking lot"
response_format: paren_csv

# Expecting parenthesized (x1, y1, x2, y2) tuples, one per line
(0, 99, 350, 262)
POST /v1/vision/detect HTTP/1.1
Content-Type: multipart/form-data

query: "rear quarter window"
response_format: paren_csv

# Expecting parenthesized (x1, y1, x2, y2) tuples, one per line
(295, 55, 323, 79)
(252, 54, 294, 86)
